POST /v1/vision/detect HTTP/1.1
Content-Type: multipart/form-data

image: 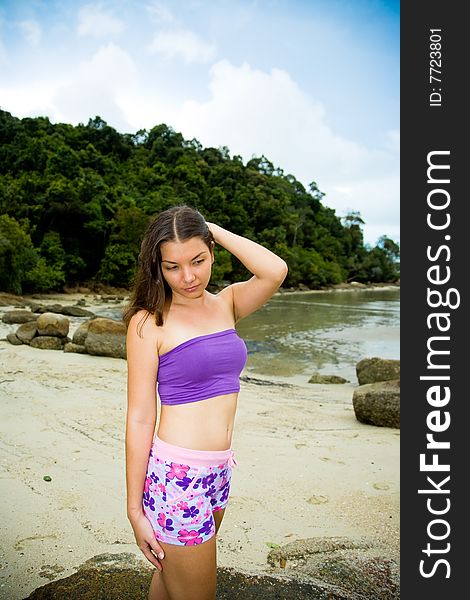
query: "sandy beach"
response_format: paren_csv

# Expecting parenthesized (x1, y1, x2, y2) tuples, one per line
(0, 293, 399, 599)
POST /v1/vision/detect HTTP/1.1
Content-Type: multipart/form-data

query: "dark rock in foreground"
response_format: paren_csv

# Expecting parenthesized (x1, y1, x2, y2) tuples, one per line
(85, 317, 126, 359)
(352, 380, 400, 428)
(267, 537, 399, 600)
(356, 358, 400, 385)
(30, 336, 65, 350)
(25, 552, 355, 600)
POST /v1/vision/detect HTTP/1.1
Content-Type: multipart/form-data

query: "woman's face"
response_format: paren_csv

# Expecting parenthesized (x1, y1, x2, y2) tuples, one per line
(160, 236, 214, 299)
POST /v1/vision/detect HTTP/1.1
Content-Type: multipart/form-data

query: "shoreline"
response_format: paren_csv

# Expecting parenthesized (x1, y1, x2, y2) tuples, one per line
(0, 281, 400, 307)
(278, 282, 400, 294)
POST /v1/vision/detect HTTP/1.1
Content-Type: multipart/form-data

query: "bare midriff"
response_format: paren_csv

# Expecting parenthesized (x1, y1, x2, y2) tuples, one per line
(156, 392, 238, 451)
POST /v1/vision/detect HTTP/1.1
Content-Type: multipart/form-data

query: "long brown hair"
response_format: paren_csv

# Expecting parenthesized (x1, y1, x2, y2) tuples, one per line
(123, 205, 214, 331)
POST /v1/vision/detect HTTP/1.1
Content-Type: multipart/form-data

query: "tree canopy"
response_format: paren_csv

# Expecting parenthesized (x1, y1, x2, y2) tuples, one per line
(0, 109, 399, 294)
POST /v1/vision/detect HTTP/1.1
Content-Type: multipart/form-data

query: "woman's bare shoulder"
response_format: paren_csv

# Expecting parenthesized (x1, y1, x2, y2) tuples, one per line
(127, 310, 160, 342)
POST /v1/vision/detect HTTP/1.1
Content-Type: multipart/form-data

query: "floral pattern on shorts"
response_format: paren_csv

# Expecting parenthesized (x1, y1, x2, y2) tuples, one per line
(142, 451, 233, 546)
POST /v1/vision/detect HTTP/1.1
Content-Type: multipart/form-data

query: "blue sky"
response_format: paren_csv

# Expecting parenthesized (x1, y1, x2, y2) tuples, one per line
(0, 0, 399, 246)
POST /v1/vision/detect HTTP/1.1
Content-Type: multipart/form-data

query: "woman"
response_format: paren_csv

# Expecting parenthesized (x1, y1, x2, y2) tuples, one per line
(124, 205, 288, 600)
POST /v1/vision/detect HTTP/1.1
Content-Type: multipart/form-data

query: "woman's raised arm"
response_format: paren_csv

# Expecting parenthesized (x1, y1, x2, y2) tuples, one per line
(207, 222, 288, 322)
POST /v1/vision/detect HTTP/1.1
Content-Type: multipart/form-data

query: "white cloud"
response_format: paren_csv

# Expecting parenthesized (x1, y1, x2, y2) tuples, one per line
(51, 43, 137, 130)
(128, 59, 398, 245)
(77, 4, 125, 38)
(148, 29, 216, 63)
(0, 43, 137, 133)
(75, 42, 137, 89)
(329, 176, 400, 244)
(146, 1, 174, 23)
(18, 20, 42, 46)
(0, 83, 56, 116)
(53, 84, 131, 131)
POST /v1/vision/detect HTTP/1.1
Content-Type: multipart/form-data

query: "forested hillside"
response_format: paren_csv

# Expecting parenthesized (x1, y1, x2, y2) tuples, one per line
(0, 109, 399, 294)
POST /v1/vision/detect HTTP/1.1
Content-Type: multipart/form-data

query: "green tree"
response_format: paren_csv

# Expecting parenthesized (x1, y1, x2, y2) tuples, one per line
(0, 108, 400, 292)
(97, 205, 150, 287)
(33, 231, 67, 289)
(0, 215, 38, 294)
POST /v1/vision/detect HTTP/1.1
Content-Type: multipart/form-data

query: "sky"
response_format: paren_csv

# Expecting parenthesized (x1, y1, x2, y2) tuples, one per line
(0, 0, 400, 246)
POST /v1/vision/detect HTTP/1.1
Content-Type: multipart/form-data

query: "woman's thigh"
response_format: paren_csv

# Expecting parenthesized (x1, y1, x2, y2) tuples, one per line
(159, 535, 217, 600)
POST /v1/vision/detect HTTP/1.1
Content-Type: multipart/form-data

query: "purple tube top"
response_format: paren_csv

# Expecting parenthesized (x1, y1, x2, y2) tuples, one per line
(157, 329, 248, 405)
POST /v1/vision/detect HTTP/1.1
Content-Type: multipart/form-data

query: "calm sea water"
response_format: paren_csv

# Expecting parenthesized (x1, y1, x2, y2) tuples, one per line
(235, 288, 400, 384)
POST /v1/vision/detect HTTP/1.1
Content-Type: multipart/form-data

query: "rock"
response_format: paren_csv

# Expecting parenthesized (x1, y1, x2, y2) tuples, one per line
(32, 303, 94, 317)
(64, 342, 88, 354)
(1, 309, 37, 324)
(352, 380, 400, 428)
(267, 537, 399, 600)
(24, 301, 43, 312)
(26, 552, 343, 600)
(72, 320, 93, 345)
(0, 293, 26, 307)
(85, 317, 126, 359)
(7, 332, 23, 345)
(16, 321, 38, 344)
(356, 357, 400, 385)
(308, 374, 349, 384)
(30, 336, 64, 350)
(36, 303, 65, 314)
(36, 313, 70, 338)
(60, 306, 95, 317)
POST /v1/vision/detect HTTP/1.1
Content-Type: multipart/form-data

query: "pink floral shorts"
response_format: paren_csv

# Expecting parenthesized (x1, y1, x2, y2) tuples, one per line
(142, 434, 237, 546)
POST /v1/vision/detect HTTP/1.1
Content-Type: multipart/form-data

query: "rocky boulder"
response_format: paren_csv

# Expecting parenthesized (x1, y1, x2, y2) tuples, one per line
(30, 336, 65, 350)
(61, 305, 95, 317)
(72, 320, 93, 345)
(26, 552, 355, 600)
(356, 358, 400, 385)
(1, 310, 37, 324)
(64, 342, 88, 354)
(6, 333, 23, 345)
(352, 380, 400, 428)
(267, 536, 399, 600)
(33, 303, 95, 317)
(16, 321, 38, 344)
(85, 317, 126, 359)
(36, 313, 70, 338)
